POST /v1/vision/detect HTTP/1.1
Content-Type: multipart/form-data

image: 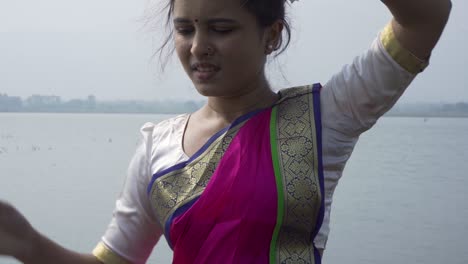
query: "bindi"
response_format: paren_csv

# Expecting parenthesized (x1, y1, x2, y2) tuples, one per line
(194, 19, 199, 23)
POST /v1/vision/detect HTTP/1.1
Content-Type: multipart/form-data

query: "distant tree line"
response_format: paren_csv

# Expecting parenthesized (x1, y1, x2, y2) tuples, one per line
(0, 93, 204, 114)
(1, 93, 468, 117)
(386, 102, 468, 117)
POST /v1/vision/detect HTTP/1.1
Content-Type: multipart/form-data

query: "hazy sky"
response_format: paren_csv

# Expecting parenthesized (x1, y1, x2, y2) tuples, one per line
(0, 0, 466, 103)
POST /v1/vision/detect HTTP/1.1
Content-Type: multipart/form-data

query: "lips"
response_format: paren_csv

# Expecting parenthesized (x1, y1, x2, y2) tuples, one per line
(191, 62, 220, 81)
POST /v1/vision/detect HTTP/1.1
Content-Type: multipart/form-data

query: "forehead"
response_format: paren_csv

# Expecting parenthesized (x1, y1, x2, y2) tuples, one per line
(173, 0, 248, 20)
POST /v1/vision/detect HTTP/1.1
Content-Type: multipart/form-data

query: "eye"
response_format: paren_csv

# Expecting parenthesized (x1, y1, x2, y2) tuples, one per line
(212, 27, 234, 34)
(175, 26, 194, 36)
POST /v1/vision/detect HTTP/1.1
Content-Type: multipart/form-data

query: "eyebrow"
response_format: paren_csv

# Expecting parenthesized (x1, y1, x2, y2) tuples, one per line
(173, 18, 238, 24)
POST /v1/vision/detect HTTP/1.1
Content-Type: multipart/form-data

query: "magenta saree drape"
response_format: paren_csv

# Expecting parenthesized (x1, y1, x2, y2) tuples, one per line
(147, 84, 324, 264)
(170, 109, 277, 264)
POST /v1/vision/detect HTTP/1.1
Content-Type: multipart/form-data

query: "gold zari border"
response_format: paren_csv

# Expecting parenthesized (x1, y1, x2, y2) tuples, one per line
(149, 119, 247, 229)
(380, 23, 429, 74)
(275, 85, 321, 264)
(92, 242, 131, 264)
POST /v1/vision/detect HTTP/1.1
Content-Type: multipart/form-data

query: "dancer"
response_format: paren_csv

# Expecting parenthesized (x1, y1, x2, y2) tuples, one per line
(0, 0, 451, 263)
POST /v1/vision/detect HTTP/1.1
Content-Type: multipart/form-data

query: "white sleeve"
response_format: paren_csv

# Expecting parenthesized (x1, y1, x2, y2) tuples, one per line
(322, 29, 417, 137)
(314, 24, 428, 250)
(93, 124, 162, 264)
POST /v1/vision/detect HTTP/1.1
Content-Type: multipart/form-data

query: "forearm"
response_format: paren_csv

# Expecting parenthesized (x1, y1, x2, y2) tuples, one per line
(382, 0, 452, 59)
(18, 231, 101, 264)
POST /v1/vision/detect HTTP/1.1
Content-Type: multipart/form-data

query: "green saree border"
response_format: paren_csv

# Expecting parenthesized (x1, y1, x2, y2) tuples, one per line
(269, 85, 322, 264)
(269, 106, 285, 264)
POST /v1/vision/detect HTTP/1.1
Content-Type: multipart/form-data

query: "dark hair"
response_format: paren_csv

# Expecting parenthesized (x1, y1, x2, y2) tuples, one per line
(154, 0, 292, 71)
(241, 0, 292, 54)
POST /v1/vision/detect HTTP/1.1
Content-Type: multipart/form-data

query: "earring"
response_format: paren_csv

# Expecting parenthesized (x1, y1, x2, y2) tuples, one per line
(266, 44, 274, 54)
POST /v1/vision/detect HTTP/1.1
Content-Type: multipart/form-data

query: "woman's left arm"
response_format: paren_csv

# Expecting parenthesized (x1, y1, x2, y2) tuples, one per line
(382, 0, 452, 59)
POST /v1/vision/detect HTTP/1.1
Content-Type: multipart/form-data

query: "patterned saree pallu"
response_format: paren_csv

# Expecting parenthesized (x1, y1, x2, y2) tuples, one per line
(147, 84, 325, 264)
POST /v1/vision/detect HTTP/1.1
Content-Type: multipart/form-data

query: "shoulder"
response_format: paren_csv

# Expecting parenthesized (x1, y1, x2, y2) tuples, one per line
(276, 84, 321, 108)
(139, 114, 189, 174)
(277, 85, 316, 100)
(140, 113, 190, 143)
(126, 114, 189, 175)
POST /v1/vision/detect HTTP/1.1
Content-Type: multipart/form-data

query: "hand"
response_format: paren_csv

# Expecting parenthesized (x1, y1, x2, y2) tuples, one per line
(0, 201, 37, 260)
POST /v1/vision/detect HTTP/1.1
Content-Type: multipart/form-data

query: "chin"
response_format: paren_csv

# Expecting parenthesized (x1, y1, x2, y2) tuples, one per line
(194, 85, 222, 97)
(195, 83, 228, 97)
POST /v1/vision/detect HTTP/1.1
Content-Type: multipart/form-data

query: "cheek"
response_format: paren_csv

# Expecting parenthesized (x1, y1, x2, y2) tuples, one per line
(222, 40, 265, 70)
(174, 37, 190, 63)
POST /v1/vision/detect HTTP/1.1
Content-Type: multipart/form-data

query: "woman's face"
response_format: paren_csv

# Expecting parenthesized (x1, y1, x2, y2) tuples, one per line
(173, 0, 273, 98)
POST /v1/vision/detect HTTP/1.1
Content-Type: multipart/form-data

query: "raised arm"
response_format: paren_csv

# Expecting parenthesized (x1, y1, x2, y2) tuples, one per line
(317, 1, 452, 253)
(382, 0, 452, 59)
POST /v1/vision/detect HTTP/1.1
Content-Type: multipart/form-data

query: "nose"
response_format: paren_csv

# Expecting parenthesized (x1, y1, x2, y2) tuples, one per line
(190, 31, 212, 58)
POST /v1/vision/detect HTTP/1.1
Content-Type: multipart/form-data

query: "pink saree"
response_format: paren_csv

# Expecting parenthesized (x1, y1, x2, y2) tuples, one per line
(147, 84, 324, 264)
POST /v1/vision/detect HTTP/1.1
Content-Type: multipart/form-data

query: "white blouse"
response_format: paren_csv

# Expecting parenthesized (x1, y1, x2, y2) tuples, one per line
(93, 24, 426, 264)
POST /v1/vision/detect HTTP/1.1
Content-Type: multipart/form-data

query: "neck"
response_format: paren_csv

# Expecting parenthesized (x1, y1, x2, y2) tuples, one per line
(202, 82, 278, 125)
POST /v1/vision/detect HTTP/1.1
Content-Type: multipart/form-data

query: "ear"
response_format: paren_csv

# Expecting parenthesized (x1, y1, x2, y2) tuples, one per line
(264, 20, 284, 55)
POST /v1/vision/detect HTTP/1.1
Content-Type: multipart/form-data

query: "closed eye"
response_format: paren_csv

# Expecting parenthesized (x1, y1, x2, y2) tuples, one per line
(175, 26, 194, 36)
(212, 28, 234, 34)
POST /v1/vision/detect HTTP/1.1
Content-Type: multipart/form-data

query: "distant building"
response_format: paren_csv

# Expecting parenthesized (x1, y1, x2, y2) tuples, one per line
(86, 95, 97, 110)
(25, 95, 61, 106)
(0, 93, 22, 112)
(24, 95, 62, 111)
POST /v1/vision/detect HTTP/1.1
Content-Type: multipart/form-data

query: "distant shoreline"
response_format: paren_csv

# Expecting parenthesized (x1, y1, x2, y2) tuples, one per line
(1, 111, 468, 118)
(385, 113, 468, 118)
(2, 93, 468, 117)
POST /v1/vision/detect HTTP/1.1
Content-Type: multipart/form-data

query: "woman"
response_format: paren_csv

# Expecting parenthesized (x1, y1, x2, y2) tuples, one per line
(0, 0, 451, 263)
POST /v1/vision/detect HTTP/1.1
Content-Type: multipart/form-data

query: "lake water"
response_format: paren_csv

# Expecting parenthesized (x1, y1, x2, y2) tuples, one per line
(0, 113, 467, 264)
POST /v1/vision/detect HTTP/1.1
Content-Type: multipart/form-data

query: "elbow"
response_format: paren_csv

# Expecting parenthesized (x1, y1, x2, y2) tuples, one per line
(386, 0, 452, 28)
(445, 0, 453, 13)
(432, 0, 452, 33)
(406, 0, 454, 33)
(438, 0, 452, 25)
(421, 0, 452, 35)
(431, 0, 452, 27)
(445, 0, 453, 21)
